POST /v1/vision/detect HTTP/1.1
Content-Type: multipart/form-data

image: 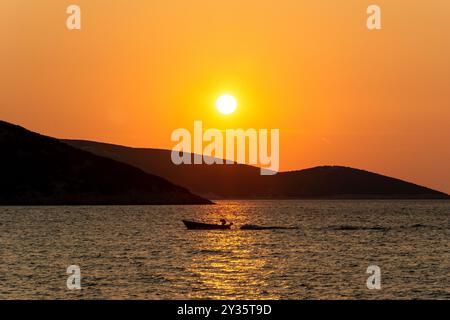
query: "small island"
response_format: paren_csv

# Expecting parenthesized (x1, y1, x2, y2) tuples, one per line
(66, 139, 449, 200)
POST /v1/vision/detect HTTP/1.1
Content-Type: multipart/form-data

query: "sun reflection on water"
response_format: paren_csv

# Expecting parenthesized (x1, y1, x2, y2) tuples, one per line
(185, 229, 280, 299)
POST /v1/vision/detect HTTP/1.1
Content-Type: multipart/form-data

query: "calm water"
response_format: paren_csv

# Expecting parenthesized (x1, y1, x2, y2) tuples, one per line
(0, 200, 449, 300)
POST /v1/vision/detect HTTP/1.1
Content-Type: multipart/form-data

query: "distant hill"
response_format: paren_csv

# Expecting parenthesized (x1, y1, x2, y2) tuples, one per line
(0, 121, 211, 205)
(65, 140, 449, 199)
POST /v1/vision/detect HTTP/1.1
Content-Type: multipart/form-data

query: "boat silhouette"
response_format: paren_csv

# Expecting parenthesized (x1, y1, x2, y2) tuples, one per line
(182, 220, 233, 230)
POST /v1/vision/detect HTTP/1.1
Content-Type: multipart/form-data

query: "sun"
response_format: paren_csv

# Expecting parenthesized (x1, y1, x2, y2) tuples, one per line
(216, 94, 237, 115)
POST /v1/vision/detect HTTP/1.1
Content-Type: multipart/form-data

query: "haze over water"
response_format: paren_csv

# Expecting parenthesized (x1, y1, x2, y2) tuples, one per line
(1, 200, 449, 299)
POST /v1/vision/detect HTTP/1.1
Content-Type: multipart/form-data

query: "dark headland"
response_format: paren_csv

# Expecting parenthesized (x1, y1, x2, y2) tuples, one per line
(65, 140, 449, 200)
(0, 121, 212, 205)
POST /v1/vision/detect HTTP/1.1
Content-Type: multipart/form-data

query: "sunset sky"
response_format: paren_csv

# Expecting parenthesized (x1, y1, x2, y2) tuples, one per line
(0, 0, 449, 193)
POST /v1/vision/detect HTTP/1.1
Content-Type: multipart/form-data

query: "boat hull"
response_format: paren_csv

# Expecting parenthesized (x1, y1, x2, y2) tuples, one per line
(182, 220, 232, 230)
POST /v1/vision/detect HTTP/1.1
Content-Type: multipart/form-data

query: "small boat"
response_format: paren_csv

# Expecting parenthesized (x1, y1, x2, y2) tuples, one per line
(182, 220, 233, 230)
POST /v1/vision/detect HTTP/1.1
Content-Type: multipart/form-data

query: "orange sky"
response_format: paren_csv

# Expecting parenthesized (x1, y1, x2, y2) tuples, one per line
(0, 0, 449, 193)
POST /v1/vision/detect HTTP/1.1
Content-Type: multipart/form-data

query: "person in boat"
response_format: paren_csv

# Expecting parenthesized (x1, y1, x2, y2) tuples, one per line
(220, 219, 233, 226)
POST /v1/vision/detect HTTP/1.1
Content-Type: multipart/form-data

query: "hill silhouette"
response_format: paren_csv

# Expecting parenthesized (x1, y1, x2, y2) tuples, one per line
(65, 140, 449, 199)
(0, 121, 211, 205)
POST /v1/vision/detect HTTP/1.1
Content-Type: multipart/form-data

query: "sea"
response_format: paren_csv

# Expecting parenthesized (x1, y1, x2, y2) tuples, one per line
(0, 200, 449, 299)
